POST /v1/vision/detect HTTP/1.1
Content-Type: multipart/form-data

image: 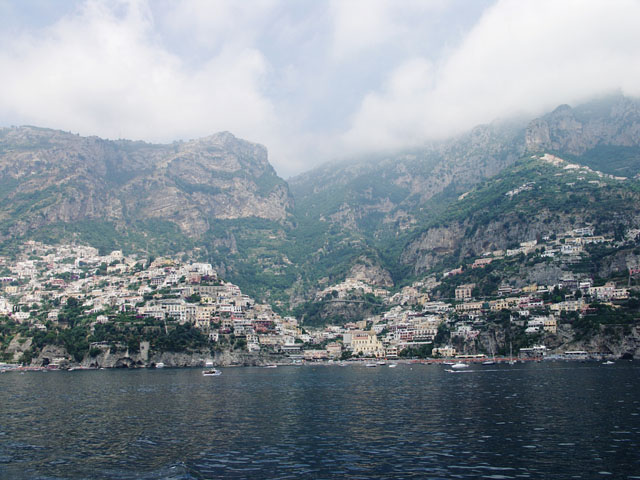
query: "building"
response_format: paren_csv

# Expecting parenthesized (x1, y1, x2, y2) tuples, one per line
(350, 331, 384, 357)
(455, 284, 475, 300)
(326, 342, 342, 358)
(432, 345, 457, 357)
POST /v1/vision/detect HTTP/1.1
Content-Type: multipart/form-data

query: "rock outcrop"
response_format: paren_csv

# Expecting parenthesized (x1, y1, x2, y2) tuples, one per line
(525, 95, 640, 155)
(0, 127, 292, 240)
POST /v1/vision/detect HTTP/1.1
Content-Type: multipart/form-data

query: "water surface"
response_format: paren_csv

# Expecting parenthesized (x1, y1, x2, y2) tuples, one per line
(1, 362, 639, 479)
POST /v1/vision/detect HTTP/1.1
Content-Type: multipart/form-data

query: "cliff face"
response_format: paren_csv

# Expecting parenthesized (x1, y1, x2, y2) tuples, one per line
(28, 342, 280, 368)
(525, 95, 640, 155)
(0, 127, 292, 240)
(290, 120, 525, 237)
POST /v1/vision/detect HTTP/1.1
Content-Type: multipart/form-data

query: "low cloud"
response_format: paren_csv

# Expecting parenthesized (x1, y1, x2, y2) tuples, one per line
(0, 0, 639, 176)
(341, 0, 640, 156)
(0, 0, 279, 153)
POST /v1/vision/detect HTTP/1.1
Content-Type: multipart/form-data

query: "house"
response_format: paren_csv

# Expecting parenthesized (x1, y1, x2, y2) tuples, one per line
(455, 284, 475, 300)
(588, 282, 616, 300)
(326, 342, 342, 358)
(432, 345, 457, 357)
(472, 258, 493, 269)
(12, 311, 31, 323)
(455, 301, 483, 313)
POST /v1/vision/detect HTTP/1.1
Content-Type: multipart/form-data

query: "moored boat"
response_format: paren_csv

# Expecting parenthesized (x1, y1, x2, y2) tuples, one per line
(203, 368, 222, 376)
(451, 362, 470, 369)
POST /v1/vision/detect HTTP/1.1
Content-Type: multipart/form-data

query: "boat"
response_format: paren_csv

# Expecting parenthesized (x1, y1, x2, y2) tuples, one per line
(388, 363, 398, 368)
(451, 362, 470, 369)
(365, 363, 378, 367)
(263, 364, 277, 369)
(155, 362, 165, 369)
(376, 360, 387, 366)
(202, 369, 222, 376)
(602, 360, 615, 365)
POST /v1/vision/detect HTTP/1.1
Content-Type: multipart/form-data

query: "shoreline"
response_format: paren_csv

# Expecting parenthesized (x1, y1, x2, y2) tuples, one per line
(1, 353, 628, 373)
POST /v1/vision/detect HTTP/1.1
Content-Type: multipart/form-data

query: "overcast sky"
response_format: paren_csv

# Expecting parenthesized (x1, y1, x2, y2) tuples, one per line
(1, 0, 639, 177)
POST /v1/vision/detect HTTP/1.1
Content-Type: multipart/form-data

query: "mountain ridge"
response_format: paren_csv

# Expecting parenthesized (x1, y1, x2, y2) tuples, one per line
(2, 94, 640, 314)
(0, 127, 292, 241)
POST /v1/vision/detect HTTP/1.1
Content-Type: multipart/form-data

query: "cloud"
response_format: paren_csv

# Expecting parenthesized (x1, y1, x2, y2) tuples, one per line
(0, 0, 279, 154)
(342, 0, 640, 155)
(155, 0, 281, 57)
(328, 0, 448, 61)
(1, 0, 639, 176)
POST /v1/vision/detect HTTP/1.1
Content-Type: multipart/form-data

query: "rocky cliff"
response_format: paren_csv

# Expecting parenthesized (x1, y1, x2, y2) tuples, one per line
(0, 127, 292, 241)
(25, 341, 280, 369)
(525, 94, 640, 156)
(400, 156, 640, 277)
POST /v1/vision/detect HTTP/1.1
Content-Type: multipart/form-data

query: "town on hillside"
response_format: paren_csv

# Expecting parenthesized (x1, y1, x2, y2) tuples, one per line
(1, 222, 639, 368)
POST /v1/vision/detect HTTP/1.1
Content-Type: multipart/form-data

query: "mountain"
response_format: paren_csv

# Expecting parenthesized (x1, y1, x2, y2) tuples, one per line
(285, 119, 527, 299)
(525, 95, 640, 157)
(2, 94, 640, 316)
(525, 94, 640, 177)
(0, 127, 291, 253)
(401, 153, 640, 277)
(290, 94, 640, 269)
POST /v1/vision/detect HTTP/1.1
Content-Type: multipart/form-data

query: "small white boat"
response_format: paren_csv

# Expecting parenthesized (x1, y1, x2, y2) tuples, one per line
(451, 362, 470, 369)
(155, 362, 165, 369)
(365, 363, 378, 367)
(202, 369, 221, 376)
(482, 360, 495, 365)
(602, 360, 615, 365)
(388, 363, 398, 368)
(263, 364, 277, 369)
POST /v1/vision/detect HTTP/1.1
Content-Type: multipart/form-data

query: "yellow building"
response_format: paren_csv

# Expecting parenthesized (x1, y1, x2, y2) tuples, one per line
(351, 331, 384, 357)
(455, 301, 483, 312)
(490, 297, 520, 311)
(543, 317, 557, 333)
(433, 345, 457, 357)
(455, 284, 475, 300)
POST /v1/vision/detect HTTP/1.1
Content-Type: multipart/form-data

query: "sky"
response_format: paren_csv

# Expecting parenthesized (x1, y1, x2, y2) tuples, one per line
(0, 0, 639, 177)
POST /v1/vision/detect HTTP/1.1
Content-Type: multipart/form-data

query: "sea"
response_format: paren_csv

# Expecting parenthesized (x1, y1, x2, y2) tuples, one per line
(1, 361, 639, 479)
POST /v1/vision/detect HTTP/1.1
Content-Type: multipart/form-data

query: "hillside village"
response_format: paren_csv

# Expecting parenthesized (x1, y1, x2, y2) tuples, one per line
(2, 214, 640, 367)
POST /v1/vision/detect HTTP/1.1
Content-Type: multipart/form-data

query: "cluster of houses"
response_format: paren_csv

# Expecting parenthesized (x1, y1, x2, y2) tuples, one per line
(309, 223, 635, 359)
(0, 222, 635, 363)
(0, 242, 323, 358)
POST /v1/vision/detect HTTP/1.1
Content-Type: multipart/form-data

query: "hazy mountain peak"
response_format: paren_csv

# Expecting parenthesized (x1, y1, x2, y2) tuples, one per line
(525, 94, 640, 156)
(0, 127, 291, 241)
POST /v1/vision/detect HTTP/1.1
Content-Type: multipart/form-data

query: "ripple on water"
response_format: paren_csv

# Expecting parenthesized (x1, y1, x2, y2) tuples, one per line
(1, 364, 640, 478)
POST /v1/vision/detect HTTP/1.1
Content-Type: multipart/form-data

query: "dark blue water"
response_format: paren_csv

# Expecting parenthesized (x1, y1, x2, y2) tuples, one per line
(1, 362, 639, 479)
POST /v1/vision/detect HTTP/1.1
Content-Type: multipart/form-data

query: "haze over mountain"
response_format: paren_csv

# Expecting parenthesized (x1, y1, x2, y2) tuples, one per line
(2, 94, 640, 317)
(2, 1, 640, 175)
